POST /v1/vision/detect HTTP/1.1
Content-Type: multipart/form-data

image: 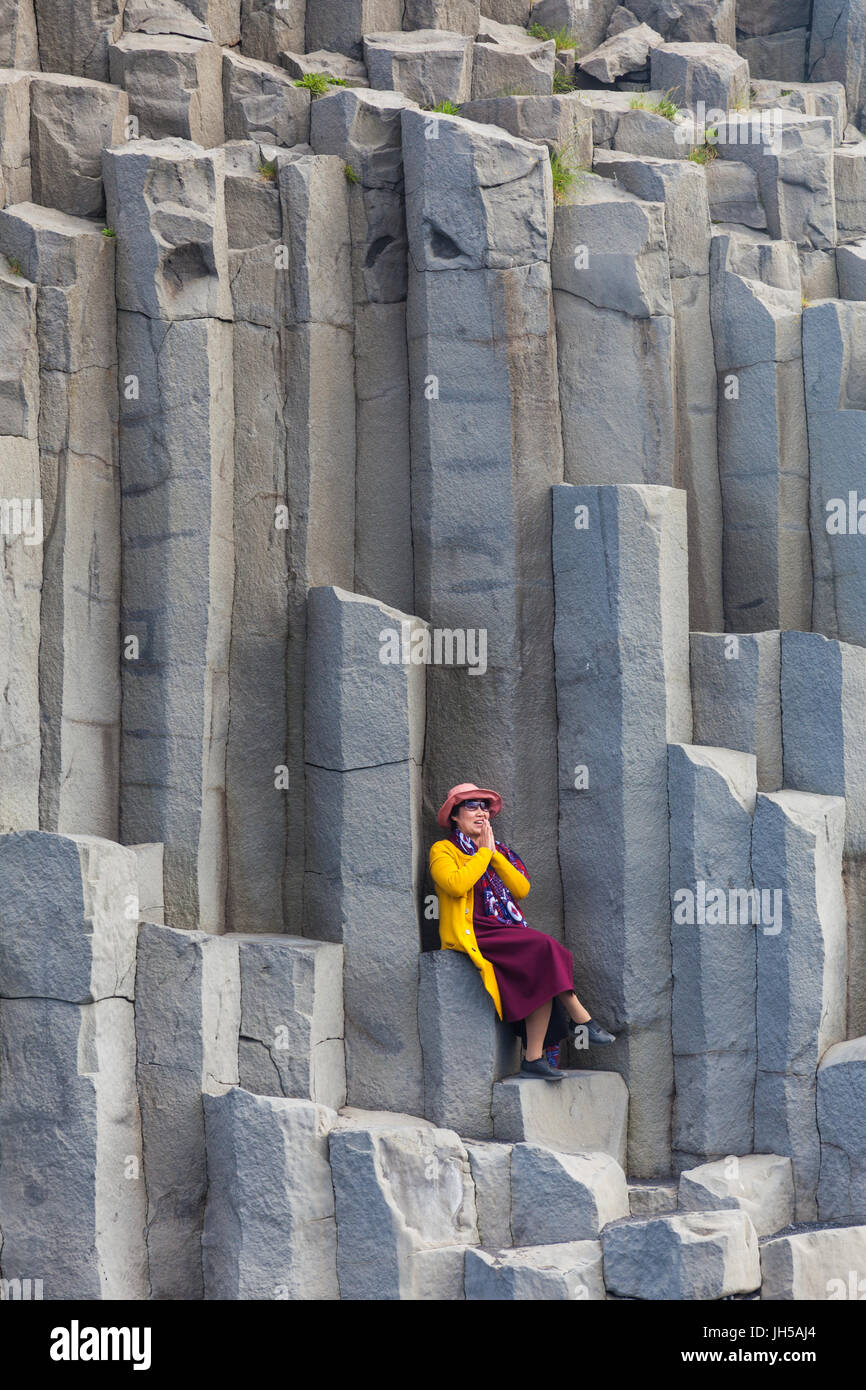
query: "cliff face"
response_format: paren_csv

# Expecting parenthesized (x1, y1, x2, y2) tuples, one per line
(1, 0, 866, 1302)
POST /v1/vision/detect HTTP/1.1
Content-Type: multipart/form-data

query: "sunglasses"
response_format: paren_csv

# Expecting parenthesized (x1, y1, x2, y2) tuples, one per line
(460, 800, 490, 811)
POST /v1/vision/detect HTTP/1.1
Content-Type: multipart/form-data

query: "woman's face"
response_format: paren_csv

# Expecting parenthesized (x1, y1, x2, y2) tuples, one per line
(453, 799, 490, 840)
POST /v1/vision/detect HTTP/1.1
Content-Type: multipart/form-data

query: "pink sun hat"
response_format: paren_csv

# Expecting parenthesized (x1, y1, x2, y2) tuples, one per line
(436, 782, 503, 829)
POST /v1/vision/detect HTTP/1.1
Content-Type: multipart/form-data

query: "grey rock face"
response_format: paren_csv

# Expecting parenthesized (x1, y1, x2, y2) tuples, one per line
(0, 72, 31, 206)
(602, 1210, 761, 1299)
(592, 150, 721, 628)
(29, 75, 128, 221)
(402, 106, 563, 934)
(809, 0, 866, 132)
(628, 1180, 678, 1215)
(122, 0, 241, 44)
(738, 31, 809, 84)
(579, 24, 665, 83)
(803, 298, 866, 649)
(32, 0, 124, 82)
(668, 744, 757, 1168)
(222, 50, 311, 147)
(651, 40, 749, 110)
(365, 29, 474, 105)
(750, 78, 848, 143)
(457, 93, 593, 156)
(753, 791, 848, 1220)
(465, 1141, 513, 1249)
(109, 34, 225, 147)
(553, 483, 691, 1177)
(836, 238, 866, 298)
(279, 50, 370, 85)
(329, 1113, 479, 1299)
(103, 138, 232, 321)
(104, 139, 234, 935)
(552, 177, 677, 491)
(239, 0, 305, 61)
(529, 0, 619, 55)
(0, 205, 120, 842)
(678, 1154, 795, 1237)
(690, 632, 782, 793)
(311, 87, 415, 614)
(465, 1241, 606, 1299)
(0, 257, 41, 834)
(760, 1224, 866, 1299)
(405, 0, 480, 33)
(714, 113, 837, 251)
(224, 148, 355, 936)
(202, 1088, 339, 1300)
(307, 0, 405, 60)
(493, 1073, 629, 1169)
(817, 1036, 866, 1221)
(704, 159, 766, 228)
(471, 29, 555, 100)
(419, 949, 520, 1139)
(135, 922, 240, 1299)
(781, 631, 866, 1036)
(0, 833, 148, 1300)
(835, 144, 866, 241)
(710, 229, 810, 633)
(510, 1143, 629, 1244)
(0, 0, 38, 68)
(305, 587, 426, 1115)
(235, 934, 346, 1111)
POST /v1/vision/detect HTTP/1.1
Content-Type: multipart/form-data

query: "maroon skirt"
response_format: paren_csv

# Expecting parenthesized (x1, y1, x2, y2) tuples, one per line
(473, 915, 575, 1023)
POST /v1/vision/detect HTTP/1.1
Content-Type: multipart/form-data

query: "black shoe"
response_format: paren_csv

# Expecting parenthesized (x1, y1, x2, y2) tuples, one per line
(569, 1017, 617, 1046)
(520, 1057, 565, 1082)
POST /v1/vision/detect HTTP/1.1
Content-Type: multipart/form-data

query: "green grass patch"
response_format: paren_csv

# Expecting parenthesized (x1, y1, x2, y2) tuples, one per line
(527, 22, 579, 53)
(293, 71, 347, 96)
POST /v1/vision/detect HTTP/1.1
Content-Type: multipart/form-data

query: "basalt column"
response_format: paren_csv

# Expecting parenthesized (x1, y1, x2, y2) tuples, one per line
(553, 482, 692, 1177)
(0, 204, 120, 839)
(103, 138, 234, 933)
(402, 108, 564, 933)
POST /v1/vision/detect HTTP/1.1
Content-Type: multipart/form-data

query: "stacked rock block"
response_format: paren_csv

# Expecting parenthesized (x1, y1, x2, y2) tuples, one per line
(4, 0, 866, 1303)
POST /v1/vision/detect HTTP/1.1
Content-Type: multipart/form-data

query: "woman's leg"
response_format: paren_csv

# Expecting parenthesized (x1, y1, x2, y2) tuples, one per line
(524, 999, 553, 1061)
(557, 990, 591, 1024)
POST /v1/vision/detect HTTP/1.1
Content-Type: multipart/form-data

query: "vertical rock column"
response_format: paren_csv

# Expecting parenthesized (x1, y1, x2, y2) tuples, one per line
(32, 0, 124, 82)
(710, 229, 811, 634)
(311, 87, 416, 615)
(552, 482, 692, 1177)
(281, 153, 356, 927)
(135, 922, 240, 1300)
(0, 254, 41, 831)
(0, 204, 120, 839)
(752, 790, 848, 1220)
(809, 0, 866, 131)
(103, 138, 234, 933)
(223, 146, 355, 932)
(803, 298, 866, 647)
(690, 631, 782, 793)
(0, 832, 148, 1299)
(402, 108, 564, 931)
(668, 744, 758, 1172)
(781, 630, 866, 1036)
(223, 143, 287, 935)
(304, 585, 426, 1116)
(552, 174, 676, 492)
(593, 152, 722, 631)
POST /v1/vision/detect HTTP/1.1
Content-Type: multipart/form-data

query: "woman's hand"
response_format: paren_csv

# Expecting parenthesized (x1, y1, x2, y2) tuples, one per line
(479, 819, 496, 853)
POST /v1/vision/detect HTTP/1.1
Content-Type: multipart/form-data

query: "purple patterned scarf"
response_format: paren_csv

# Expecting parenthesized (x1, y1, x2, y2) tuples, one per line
(453, 830, 528, 926)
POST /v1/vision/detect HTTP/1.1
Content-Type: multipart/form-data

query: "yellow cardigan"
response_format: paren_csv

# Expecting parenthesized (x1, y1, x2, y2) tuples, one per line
(429, 837, 531, 1020)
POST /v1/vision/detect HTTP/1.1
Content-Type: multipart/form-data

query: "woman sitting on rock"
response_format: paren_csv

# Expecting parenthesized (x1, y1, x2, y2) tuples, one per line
(429, 782, 615, 1083)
